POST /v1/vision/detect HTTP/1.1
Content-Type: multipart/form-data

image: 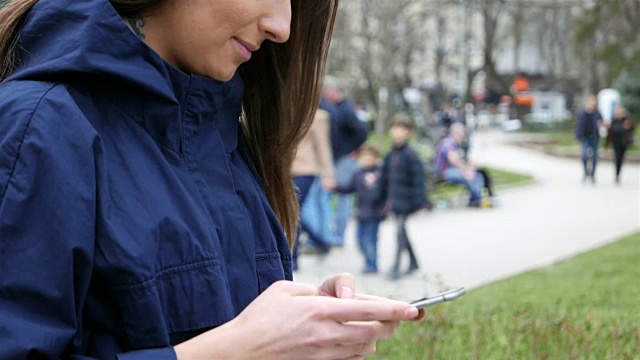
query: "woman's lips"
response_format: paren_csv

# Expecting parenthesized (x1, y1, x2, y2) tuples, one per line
(234, 38, 256, 61)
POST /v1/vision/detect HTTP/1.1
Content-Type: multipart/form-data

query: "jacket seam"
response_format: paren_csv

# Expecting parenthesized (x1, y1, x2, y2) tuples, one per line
(255, 251, 282, 261)
(0, 83, 58, 206)
(178, 77, 193, 158)
(110, 258, 221, 290)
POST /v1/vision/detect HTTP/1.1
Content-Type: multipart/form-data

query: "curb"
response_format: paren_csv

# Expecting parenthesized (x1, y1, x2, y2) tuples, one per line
(515, 141, 640, 164)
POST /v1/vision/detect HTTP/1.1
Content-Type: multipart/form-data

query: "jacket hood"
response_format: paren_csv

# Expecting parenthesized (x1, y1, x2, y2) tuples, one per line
(9, 0, 244, 152)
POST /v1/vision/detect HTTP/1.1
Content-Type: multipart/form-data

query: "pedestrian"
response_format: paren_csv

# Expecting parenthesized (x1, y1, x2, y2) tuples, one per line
(440, 102, 456, 130)
(291, 109, 335, 269)
(334, 144, 386, 274)
(605, 106, 636, 184)
(0, 1, 423, 358)
(575, 95, 605, 184)
(434, 123, 487, 207)
(376, 117, 430, 280)
(321, 78, 369, 247)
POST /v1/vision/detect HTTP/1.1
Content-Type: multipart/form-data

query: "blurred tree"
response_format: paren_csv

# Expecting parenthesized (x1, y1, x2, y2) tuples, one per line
(466, 0, 510, 100)
(530, 5, 574, 84)
(327, 0, 431, 141)
(573, 0, 640, 93)
(616, 73, 640, 121)
(325, 0, 640, 128)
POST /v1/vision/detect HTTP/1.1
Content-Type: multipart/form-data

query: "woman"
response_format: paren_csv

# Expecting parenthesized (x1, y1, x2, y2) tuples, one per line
(0, 0, 422, 359)
(605, 106, 636, 184)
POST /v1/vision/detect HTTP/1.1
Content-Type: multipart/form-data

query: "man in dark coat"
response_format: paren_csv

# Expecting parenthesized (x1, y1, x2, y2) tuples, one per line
(321, 78, 369, 246)
(575, 95, 604, 184)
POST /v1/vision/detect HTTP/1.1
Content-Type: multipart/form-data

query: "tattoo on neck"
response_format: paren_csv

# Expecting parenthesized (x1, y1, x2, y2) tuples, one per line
(128, 17, 147, 40)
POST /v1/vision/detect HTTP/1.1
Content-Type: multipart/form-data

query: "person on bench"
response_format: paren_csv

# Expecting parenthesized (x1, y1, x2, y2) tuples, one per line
(434, 123, 486, 207)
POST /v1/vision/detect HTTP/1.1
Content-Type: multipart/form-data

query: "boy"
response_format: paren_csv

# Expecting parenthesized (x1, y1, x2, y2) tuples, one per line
(376, 118, 430, 280)
(335, 144, 386, 273)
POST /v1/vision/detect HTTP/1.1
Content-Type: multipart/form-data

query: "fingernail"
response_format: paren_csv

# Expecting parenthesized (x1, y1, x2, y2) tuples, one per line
(404, 307, 419, 319)
(339, 286, 354, 299)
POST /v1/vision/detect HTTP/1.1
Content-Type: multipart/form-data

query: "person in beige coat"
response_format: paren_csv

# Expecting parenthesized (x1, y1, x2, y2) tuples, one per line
(292, 109, 335, 270)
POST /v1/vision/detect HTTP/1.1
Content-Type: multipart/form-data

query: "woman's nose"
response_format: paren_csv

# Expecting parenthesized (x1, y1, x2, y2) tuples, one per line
(259, 1, 291, 43)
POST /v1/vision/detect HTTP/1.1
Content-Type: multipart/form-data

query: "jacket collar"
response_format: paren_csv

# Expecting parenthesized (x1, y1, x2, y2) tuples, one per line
(392, 141, 409, 151)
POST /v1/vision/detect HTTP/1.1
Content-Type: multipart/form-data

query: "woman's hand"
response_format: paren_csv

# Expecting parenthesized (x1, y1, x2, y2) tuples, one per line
(318, 273, 425, 320)
(175, 275, 421, 360)
(317, 272, 357, 298)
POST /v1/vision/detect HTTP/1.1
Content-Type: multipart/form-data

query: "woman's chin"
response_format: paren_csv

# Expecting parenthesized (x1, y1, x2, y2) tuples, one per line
(200, 65, 239, 82)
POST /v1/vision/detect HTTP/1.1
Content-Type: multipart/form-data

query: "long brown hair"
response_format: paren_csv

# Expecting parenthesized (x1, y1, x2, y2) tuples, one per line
(0, 0, 36, 80)
(239, 1, 338, 245)
(0, 0, 339, 246)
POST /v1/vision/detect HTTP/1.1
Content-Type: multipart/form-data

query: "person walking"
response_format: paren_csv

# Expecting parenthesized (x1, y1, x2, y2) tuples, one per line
(376, 118, 430, 280)
(0, 1, 423, 358)
(605, 106, 636, 184)
(334, 144, 386, 274)
(321, 79, 369, 247)
(575, 95, 605, 184)
(291, 109, 335, 270)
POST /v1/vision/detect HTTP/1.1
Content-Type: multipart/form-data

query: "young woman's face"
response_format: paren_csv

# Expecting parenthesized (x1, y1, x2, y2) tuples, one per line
(148, 0, 291, 81)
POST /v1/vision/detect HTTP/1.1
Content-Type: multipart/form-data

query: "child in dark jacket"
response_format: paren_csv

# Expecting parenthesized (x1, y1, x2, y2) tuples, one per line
(335, 144, 386, 273)
(376, 118, 430, 280)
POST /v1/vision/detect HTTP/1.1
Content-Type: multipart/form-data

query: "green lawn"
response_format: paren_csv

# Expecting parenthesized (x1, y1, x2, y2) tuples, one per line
(489, 168, 534, 188)
(373, 232, 640, 359)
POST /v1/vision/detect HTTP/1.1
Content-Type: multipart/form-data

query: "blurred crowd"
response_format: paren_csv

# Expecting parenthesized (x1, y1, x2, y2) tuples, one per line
(292, 79, 496, 279)
(292, 76, 636, 280)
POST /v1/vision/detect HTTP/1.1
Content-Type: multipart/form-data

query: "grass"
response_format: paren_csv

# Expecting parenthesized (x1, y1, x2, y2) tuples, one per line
(489, 167, 535, 188)
(372, 232, 640, 360)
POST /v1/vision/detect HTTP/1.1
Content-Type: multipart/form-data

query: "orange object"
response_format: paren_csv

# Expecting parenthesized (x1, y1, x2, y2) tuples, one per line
(513, 77, 529, 92)
(514, 93, 533, 107)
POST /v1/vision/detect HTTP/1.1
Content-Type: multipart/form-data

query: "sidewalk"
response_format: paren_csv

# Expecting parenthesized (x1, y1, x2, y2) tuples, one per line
(293, 130, 640, 302)
(513, 132, 640, 163)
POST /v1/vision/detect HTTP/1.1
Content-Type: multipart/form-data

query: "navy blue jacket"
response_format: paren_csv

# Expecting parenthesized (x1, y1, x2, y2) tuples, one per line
(335, 166, 386, 221)
(0, 0, 292, 358)
(320, 98, 368, 161)
(575, 109, 603, 139)
(376, 143, 428, 215)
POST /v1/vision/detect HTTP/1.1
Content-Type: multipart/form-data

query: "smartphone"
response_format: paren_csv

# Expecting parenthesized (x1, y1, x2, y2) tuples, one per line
(410, 287, 466, 309)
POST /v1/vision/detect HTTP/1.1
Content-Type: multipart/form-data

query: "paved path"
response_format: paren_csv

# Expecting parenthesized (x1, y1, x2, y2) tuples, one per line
(293, 130, 640, 301)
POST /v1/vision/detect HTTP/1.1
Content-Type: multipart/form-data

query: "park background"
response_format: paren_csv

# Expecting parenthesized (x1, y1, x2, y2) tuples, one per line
(295, 0, 639, 358)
